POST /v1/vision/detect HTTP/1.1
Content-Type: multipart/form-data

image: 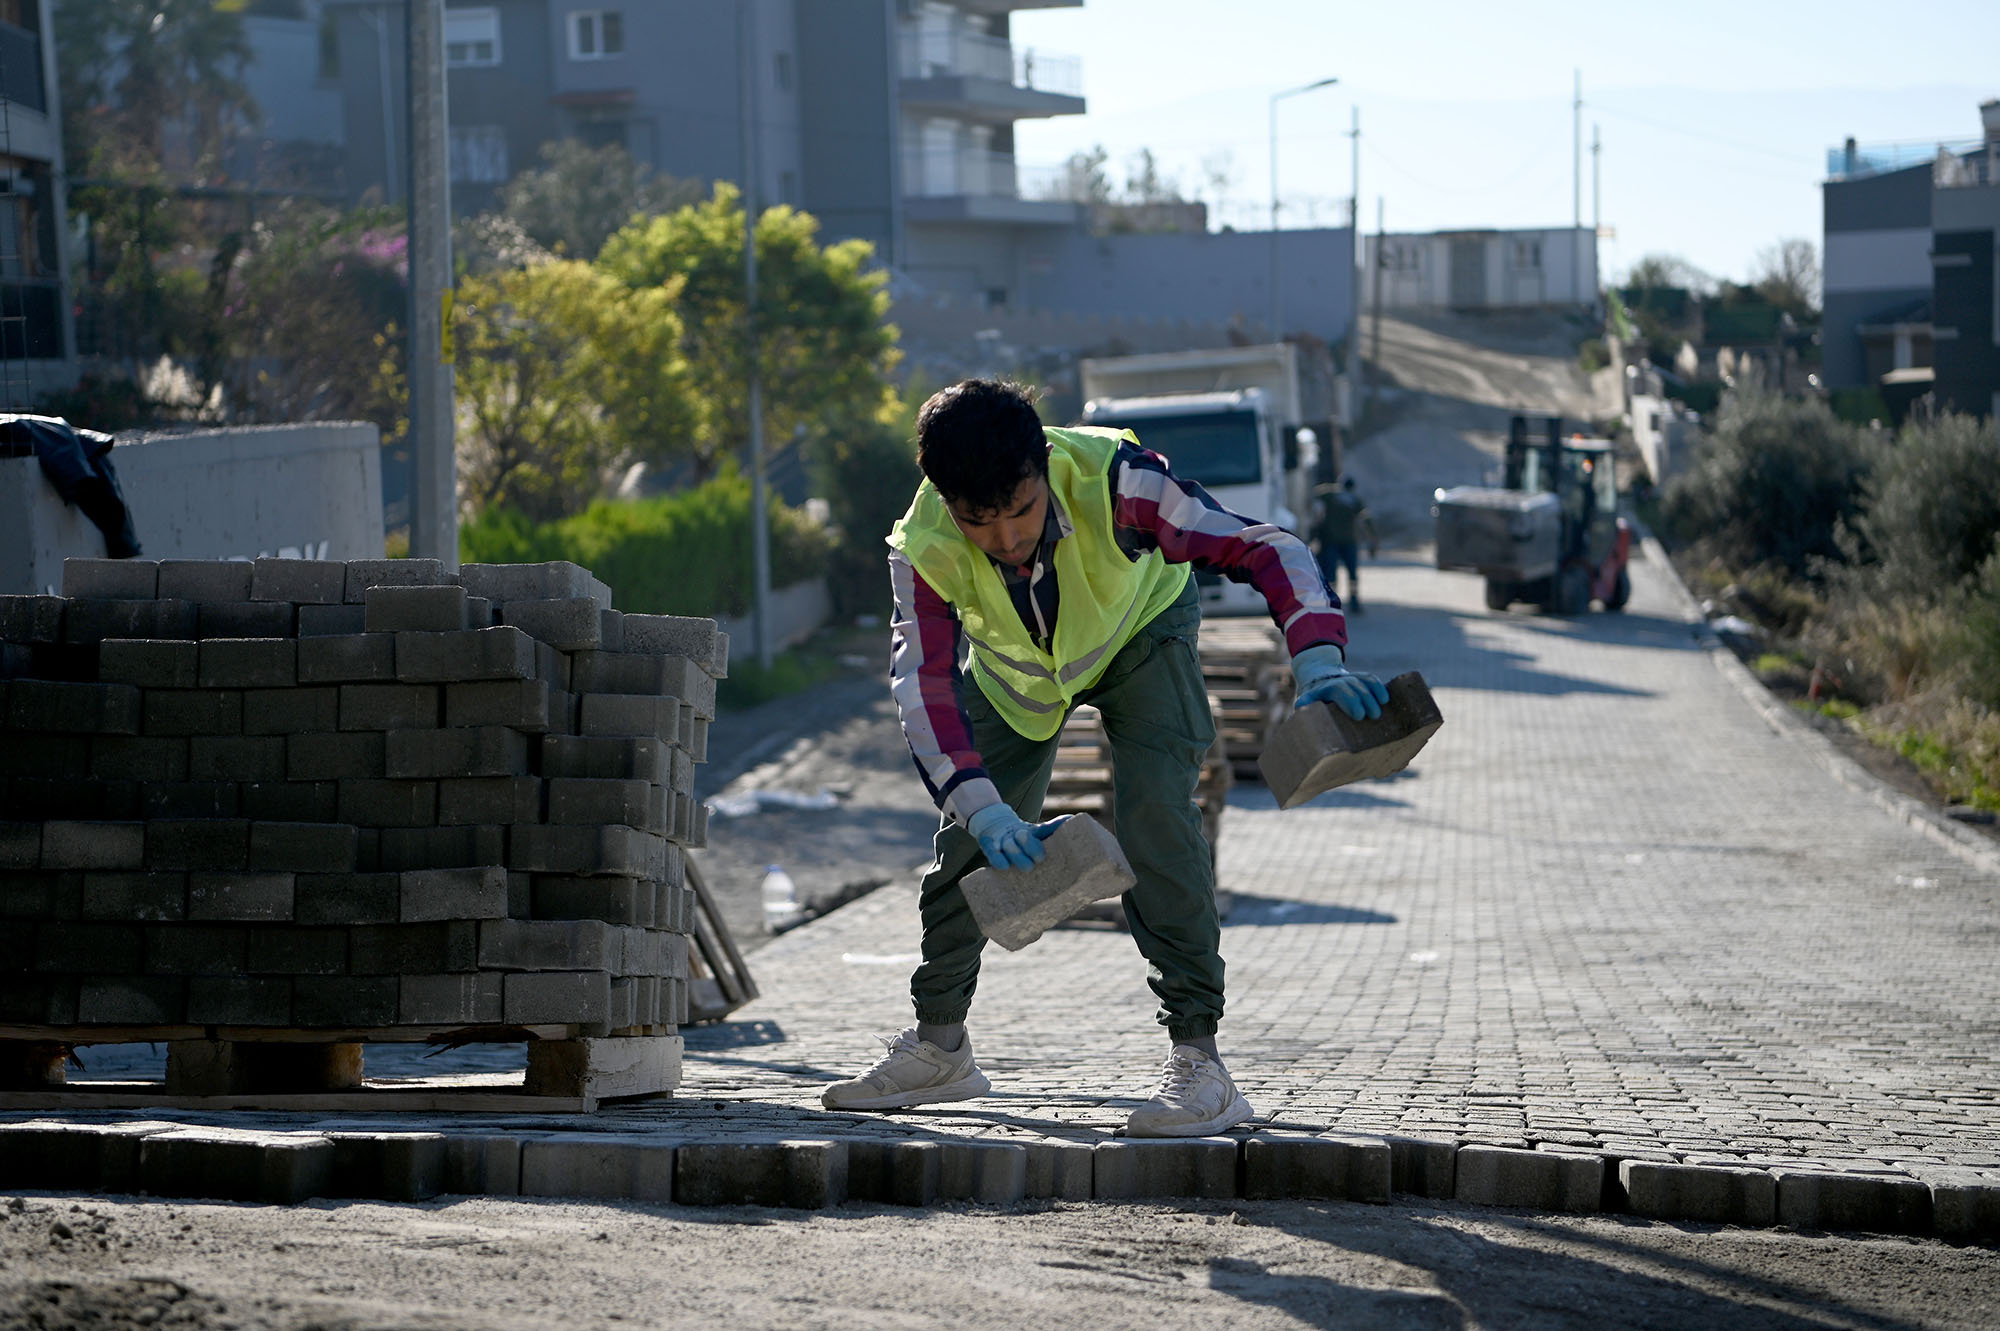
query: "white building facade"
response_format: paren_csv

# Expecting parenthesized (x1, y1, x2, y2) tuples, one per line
(1362, 226, 1598, 312)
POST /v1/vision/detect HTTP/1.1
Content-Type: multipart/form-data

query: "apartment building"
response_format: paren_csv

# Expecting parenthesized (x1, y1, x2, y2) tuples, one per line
(322, 0, 1083, 299)
(0, 0, 74, 405)
(1822, 100, 2000, 419)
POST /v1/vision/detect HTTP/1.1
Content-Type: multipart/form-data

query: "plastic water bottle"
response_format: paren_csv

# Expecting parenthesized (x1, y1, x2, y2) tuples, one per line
(761, 864, 802, 933)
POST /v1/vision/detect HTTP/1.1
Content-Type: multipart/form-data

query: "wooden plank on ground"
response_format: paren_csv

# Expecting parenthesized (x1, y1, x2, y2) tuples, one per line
(684, 856, 758, 1022)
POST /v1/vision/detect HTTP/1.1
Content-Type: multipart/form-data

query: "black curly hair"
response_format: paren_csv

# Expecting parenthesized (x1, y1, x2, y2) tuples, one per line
(914, 379, 1048, 519)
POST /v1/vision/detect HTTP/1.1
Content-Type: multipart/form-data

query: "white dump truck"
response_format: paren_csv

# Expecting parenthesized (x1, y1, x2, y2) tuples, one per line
(1080, 343, 1331, 616)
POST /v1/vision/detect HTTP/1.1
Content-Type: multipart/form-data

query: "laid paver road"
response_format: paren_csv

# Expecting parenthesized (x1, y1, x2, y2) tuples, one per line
(680, 543, 2000, 1186)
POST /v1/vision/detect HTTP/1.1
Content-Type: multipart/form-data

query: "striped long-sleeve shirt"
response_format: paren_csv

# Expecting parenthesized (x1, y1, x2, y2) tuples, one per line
(890, 439, 1346, 825)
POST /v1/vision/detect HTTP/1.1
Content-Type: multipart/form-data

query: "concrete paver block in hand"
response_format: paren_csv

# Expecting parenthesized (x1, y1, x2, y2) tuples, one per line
(1258, 670, 1443, 809)
(960, 813, 1135, 951)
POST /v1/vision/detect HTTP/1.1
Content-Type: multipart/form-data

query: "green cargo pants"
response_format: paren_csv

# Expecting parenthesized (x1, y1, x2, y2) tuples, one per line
(909, 579, 1224, 1042)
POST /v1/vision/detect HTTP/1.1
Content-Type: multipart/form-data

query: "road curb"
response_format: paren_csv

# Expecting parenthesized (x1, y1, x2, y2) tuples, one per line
(1637, 533, 2000, 881)
(2, 1118, 1994, 1242)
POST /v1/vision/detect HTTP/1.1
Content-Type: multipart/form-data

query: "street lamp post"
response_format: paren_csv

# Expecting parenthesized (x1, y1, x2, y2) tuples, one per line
(1269, 75, 1338, 342)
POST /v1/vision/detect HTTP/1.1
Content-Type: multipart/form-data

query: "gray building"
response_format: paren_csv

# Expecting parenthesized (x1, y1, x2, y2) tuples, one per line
(1821, 153, 1936, 392)
(1821, 100, 2000, 417)
(324, 0, 1084, 294)
(1931, 115, 2000, 422)
(237, 1, 346, 193)
(311, 3, 1363, 348)
(0, 0, 75, 405)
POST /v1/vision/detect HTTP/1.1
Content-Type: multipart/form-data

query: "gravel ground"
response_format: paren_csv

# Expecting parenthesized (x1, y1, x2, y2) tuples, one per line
(5, 1190, 1997, 1331)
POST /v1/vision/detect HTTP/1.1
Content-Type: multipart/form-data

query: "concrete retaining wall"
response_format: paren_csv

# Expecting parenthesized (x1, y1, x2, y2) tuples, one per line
(717, 578, 833, 657)
(1, 423, 384, 595)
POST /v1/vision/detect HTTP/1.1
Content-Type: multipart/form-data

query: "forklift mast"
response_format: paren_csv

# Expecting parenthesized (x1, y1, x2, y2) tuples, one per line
(1503, 414, 1565, 494)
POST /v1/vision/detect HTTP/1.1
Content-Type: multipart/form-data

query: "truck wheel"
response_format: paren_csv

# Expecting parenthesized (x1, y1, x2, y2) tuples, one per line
(1484, 580, 1512, 611)
(1557, 565, 1592, 615)
(1604, 566, 1631, 612)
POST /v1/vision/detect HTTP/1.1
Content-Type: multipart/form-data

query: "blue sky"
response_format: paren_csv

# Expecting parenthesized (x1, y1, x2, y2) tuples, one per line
(1010, 1, 2000, 286)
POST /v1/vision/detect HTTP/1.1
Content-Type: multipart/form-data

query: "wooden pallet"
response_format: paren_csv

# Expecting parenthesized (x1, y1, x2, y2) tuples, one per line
(1039, 697, 1234, 928)
(0, 1032, 684, 1110)
(1197, 620, 1292, 780)
(0, 1072, 599, 1114)
(684, 856, 760, 1024)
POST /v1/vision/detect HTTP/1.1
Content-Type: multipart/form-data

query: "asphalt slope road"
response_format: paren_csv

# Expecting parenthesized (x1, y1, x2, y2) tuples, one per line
(4, 1192, 1996, 1330)
(1345, 309, 1623, 545)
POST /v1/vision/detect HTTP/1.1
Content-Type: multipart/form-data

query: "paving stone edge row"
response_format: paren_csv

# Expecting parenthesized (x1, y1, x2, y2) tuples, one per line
(0, 1120, 1994, 1241)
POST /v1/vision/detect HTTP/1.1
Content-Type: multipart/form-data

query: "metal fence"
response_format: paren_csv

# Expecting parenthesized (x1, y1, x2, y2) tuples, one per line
(1825, 139, 1982, 181)
(897, 28, 1081, 97)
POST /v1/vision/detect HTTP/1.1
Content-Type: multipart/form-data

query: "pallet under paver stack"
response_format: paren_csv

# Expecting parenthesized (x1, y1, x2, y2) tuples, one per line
(1195, 618, 1292, 780)
(0, 556, 725, 1107)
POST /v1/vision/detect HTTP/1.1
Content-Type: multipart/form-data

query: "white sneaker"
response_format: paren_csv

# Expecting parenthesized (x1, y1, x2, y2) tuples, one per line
(821, 1028, 991, 1111)
(1123, 1045, 1254, 1137)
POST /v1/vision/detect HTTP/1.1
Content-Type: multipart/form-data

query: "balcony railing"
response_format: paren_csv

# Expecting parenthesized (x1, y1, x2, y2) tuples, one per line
(897, 28, 1082, 98)
(1935, 146, 2000, 190)
(1826, 138, 1982, 181)
(0, 22, 45, 113)
(903, 147, 1066, 200)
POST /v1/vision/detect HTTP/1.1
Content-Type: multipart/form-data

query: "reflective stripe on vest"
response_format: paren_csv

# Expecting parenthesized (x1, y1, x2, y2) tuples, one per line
(888, 426, 1191, 741)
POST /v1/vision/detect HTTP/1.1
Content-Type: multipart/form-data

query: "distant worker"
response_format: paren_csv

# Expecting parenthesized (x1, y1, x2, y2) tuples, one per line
(821, 379, 1389, 1136)
(1312, 475, 1378, 612)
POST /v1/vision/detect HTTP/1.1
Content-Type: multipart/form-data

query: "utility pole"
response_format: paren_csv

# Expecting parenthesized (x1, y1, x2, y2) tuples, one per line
(406, 0, 456, 567)
(1592, 121, 1602, 300)
(1349, 106, 1360, 391)
(1369, 196, 1384, 404)
(1572, 69, 1583, 306)
(1269, 76, 1338, 343)
(739, 0, 772, 669)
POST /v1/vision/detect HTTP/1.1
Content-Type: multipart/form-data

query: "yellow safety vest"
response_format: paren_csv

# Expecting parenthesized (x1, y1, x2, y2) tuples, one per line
(888, 426, 1192, 741)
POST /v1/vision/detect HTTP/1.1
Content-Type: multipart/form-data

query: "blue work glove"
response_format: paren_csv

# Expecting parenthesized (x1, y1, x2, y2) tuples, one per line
(1291, 644, 1390, 720)
(966, 804, 1065, 871)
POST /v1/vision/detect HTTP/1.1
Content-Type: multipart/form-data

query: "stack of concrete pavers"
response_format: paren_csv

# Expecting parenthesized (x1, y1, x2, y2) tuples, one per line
(0, 556, 725, 1101)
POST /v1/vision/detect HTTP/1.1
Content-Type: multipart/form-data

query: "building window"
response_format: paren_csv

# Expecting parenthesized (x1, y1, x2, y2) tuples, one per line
(577, 119, 626, 152)
(779, 170, 797, 205)
(1511, 239, 1542, 270)
(1380, 241, 1420, 272)
(449, 125, 509, 184)
(773, 51, 793, 92)
(445, 6, 501, 68)
(569, 9, 623, 60)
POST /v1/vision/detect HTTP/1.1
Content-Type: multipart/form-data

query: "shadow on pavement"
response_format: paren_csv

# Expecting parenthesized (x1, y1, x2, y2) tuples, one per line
(1227, 783, 1415, 812)
(684, 1020, 790, 1050)
(1229, 1204, 1928, 1331)
(1223, 892, 1396, 928)
(1351, 599, 1660, 699)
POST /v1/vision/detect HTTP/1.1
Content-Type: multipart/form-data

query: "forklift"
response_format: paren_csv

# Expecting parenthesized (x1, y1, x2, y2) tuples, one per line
(1487, 415, 1632, 613)
(1434, 415, 1633, 615)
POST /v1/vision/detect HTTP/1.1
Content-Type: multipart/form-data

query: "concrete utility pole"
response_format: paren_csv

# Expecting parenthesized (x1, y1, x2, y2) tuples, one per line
(1592, 120, 1602, 298)
(1572, 69, 1583, 305)
(406, 0, 457, 567)
(739, 0, 773, 669)
(1369, 197, 1384, 404)
(1268, 76, 1338, 343)
(1349, 106, 1360, 388)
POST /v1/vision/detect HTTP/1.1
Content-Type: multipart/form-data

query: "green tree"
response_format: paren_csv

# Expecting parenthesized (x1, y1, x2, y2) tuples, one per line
(499, 140, 702, 262)
(1623, 252, 1713, 296)
(1843, 412, 2000, 596)
(1044, 144, 1112, 204)
(598, 183, 899, 480)
(453, 260, 700, 521)
(216, 203, 409, 430)
(56, 0, 257, 181)
(1661, 389, 1869, 578)
(1752, 238, 1822, 321)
